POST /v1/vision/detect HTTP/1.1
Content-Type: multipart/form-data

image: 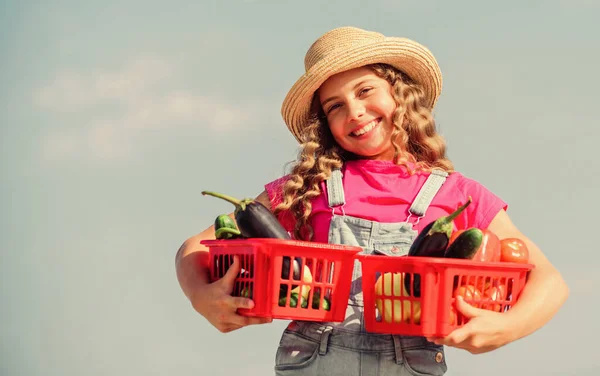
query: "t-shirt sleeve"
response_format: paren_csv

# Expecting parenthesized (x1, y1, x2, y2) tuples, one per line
(264, 175, 296, 232)
(455, 175, 508, 230)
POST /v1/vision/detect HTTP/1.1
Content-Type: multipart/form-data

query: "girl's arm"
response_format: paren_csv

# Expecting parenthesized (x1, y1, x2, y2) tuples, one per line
(488, 209, 569, 341)
(175, 191, 273, 333)
(431, 209, 569, 353)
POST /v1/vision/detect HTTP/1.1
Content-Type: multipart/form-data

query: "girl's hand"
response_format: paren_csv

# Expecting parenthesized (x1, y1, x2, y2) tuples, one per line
(427, 296, 512, 354)
(191, 256, 272, 333)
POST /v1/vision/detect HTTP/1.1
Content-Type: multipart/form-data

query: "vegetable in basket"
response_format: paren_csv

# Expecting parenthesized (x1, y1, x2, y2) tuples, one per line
(202, 190, 291, 239)
(405, 197, 473, 297)
(311, 289, 331, 311)
(278, 265, 313, 306)
(375, 272, 421, 324)
(407, 196, 472, 258)
(500, 238, 530, 263)
(279, 292, 307, 308)
(445, 227, 501, 262)
(444, 228, 484, 259)
(203, 190, 303, 276)
(214, 214, 243, 239)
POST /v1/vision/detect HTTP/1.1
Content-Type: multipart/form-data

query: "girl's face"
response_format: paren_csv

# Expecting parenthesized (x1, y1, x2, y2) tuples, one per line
(318, 67, 399, 161)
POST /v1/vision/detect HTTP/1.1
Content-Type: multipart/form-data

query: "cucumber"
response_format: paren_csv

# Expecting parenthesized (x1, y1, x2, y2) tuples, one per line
(444, 228, 484, 259)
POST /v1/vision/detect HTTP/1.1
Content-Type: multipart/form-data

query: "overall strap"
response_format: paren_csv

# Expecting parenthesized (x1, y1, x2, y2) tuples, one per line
(408, 169, 448, 219)
(326, 168, 345, 208)
(326, 167, 448, 218)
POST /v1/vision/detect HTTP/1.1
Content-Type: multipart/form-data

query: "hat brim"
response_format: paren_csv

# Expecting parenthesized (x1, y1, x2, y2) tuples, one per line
(281, 37, 442, 144)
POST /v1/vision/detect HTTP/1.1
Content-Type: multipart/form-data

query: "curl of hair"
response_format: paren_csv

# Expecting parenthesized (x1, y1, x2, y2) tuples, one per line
(274, 63, 453, 240)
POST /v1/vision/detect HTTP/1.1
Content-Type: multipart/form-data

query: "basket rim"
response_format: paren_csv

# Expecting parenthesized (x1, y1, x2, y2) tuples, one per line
(357, 254, 535, 271)
(201, 238, 363, 254)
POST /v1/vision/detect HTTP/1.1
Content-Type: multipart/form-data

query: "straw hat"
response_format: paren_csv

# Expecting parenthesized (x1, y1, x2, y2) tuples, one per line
(281, 26, 443, 143)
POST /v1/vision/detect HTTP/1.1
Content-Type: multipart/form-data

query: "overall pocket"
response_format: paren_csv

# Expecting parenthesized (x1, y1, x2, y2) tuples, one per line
(274, 330, 320, 374)
(372, 239, 414, 257)
(400, 336, 447, 376)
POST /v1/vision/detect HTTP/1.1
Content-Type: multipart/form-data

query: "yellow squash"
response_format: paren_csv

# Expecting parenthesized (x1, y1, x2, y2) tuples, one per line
(374, 272, 421, 324)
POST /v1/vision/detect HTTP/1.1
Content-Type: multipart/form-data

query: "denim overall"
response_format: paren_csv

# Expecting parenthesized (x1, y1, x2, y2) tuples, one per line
(274, 168, 449, 376)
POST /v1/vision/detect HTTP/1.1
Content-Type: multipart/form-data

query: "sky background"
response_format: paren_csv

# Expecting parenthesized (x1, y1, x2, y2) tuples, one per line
(1, 0, 599, 375)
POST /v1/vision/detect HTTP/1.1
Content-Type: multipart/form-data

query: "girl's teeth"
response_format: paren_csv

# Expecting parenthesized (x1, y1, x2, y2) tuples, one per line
(353, 121, 377, 136)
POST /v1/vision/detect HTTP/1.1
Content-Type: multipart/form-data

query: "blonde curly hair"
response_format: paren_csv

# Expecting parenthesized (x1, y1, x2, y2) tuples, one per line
(274, 63, 454, 241)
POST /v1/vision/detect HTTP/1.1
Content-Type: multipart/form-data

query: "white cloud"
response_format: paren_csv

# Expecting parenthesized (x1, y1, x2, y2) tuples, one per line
(34, 57, 173, 112)
(35, 57, 265, 162)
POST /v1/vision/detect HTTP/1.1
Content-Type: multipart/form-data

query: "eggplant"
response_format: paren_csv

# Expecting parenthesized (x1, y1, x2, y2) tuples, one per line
(407, 196, 473, 258)
(203, 190, 302, 286)
(405, 196, 473, 297)
(202, 191, 291, 239)
(281, 256, 302, 280)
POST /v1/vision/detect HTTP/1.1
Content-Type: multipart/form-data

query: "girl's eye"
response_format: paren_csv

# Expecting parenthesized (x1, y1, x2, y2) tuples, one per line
(359, 87, 373, 96)
(327, 103, 341, 113)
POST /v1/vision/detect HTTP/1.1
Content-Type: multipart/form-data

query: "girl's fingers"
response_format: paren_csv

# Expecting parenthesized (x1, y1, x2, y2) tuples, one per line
(229, 296, 255, 310)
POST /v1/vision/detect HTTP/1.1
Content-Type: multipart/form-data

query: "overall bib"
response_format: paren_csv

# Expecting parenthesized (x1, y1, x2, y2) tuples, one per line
(274, 168, 449, 376)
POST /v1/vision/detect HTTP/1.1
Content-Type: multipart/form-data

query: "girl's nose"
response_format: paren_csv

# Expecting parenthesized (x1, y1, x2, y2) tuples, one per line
(346, 100, 365, 122)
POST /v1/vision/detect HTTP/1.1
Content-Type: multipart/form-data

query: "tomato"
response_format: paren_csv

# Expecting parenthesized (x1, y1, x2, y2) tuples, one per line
(500, 238, 530, 263)
(449, 228, 501, 262)
(453, 284, 482, 305)
(482, 281, 507, 312)
(449, 306, 458, 326)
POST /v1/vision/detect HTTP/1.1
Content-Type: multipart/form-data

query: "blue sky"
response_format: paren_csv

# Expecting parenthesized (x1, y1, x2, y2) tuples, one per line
(2, 1, 599, 375)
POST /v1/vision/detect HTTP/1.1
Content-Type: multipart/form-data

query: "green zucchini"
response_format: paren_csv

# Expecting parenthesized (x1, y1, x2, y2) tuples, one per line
(444, 228, 484, 259)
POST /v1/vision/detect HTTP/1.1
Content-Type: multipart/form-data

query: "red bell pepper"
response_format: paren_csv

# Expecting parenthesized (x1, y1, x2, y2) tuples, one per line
(449, 228, 501, 262)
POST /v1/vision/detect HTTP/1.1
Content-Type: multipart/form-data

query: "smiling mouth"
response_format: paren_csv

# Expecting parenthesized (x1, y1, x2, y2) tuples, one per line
(351, 119, 379, 137)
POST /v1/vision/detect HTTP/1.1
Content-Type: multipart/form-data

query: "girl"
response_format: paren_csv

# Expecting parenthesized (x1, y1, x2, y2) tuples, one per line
(175, 27, 568, 375)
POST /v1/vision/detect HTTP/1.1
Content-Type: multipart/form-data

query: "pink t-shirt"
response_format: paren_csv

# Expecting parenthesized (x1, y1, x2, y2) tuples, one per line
(265, 159, 507, 243)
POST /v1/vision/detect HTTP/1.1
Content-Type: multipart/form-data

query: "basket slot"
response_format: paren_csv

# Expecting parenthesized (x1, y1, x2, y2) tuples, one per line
(305, 286, 333, 311)
(280, 255, 301, 281)
(213, 254, 234, 278)
(240, 253, 254, 278)
(326, 260, 335, 284)
(277, 284, 309, 309)
(451, 272, 519, 321)
(403, 272, 422, 298)
(311, 258, 335, 281)
(277, 255, 336, 312)
(372, 271, 422, 326)
(233, 280, 254, 299)
(453, 273, 485, 310)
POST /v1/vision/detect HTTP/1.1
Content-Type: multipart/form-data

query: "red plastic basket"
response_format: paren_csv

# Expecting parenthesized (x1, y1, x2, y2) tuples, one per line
(358, 255, 533, 337)
(202, 238, 362, 322)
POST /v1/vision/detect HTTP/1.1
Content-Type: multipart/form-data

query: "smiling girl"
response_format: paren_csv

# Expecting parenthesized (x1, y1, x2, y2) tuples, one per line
(175, 27, 569, 376)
